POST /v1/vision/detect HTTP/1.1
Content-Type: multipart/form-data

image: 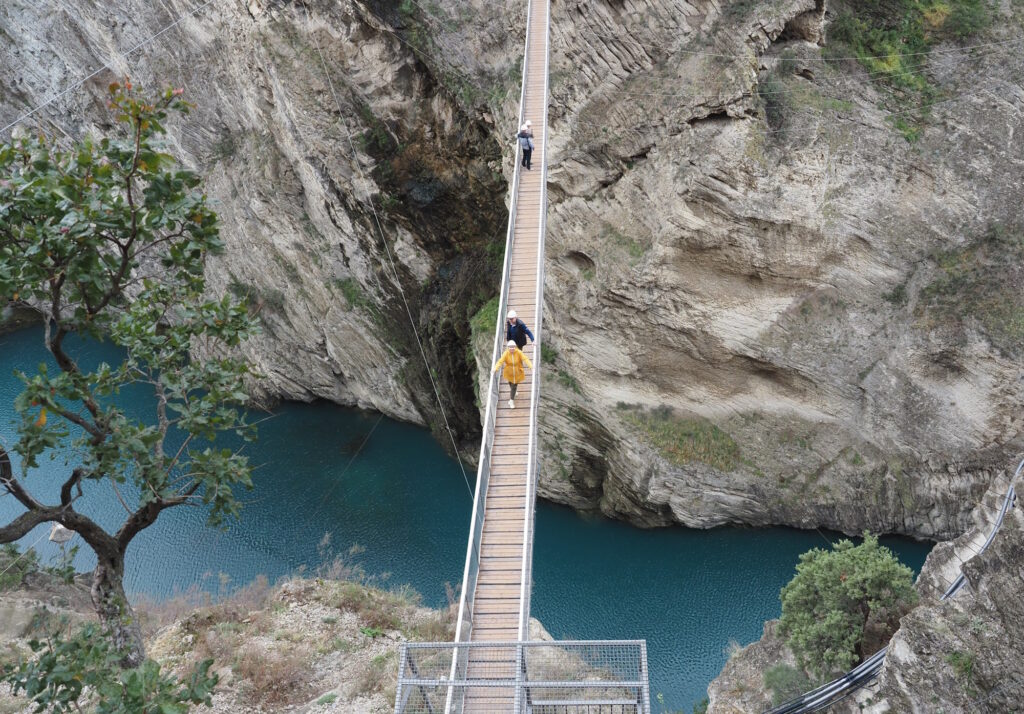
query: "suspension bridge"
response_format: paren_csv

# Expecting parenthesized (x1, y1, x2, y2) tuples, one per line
(390, 0, 1024, 709)
(393, 0, 651, 711)
(0, 0, 1017, 712)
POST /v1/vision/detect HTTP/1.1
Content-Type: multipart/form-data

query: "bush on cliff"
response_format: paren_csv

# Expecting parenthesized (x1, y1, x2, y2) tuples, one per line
(778, 534, 918, 680)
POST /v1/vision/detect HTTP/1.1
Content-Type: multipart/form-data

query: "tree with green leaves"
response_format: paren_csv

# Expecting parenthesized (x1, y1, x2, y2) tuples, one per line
(0, 81, 257, 667)
(3, 621, 216, 713)
(779, 534, 918, 680)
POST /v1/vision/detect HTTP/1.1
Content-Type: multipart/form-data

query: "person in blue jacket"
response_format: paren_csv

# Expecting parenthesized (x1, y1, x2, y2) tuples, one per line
(517, 120, 534, 170)
(505, 310, 534, 349)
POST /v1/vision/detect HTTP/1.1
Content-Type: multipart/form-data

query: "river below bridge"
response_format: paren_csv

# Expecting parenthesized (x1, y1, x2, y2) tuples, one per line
(0, 326, 932, 711)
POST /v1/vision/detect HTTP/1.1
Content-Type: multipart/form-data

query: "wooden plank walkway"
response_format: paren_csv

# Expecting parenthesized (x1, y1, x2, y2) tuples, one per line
(462, 0, 548, 710)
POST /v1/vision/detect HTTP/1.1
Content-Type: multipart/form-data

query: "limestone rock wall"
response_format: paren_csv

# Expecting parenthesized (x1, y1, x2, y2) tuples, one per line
(0, 0, 519, 450)
(533, 0, 1024, 539)
(2, 0, 1023, 541)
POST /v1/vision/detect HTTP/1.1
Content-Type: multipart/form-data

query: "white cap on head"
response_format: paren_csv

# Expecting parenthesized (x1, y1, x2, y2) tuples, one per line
(507, 310, 517, 320)
(507, 340, 517, 349)
(524, 120, 531, 126)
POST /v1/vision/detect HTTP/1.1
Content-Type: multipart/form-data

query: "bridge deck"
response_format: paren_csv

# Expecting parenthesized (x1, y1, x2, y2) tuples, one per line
(462, 0, 548, 710)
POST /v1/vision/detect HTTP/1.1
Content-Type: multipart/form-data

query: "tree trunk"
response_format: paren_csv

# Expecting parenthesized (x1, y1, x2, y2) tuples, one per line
(91, 553, 145, 668)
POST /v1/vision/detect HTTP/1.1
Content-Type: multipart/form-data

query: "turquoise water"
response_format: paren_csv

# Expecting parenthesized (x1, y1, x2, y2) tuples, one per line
(0, 327, 932, 711)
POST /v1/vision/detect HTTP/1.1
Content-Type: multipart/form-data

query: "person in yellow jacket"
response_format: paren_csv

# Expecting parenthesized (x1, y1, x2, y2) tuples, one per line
(493, 339, 533, 409)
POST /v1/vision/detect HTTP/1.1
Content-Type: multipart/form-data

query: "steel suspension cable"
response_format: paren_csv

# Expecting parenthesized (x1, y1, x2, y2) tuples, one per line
(0, 0, 219, 137)
(300, 0, 473, 500)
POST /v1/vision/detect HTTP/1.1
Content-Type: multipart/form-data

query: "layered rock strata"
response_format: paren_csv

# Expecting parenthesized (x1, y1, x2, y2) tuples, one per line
(2, 0, 1023, 538)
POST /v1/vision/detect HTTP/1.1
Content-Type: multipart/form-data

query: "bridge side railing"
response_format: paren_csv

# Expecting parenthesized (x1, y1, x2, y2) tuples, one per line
(765, 457, 1022, 714)
(517, 0, 551, 644)
(448, 0, 535, 653)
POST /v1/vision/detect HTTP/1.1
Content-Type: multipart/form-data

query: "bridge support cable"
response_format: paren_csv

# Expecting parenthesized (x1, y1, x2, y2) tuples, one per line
(299, 1, 473, 499)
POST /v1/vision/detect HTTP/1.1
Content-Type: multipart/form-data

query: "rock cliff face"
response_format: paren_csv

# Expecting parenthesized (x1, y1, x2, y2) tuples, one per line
(2, 0, 521, 452)
(705, 469, 1024, 713)
(2, 0, 1023, 534)
(534, 0, 1024, 539)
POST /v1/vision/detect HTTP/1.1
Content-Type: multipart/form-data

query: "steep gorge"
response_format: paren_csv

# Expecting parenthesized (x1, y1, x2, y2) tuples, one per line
(4, 0, 1021, 540)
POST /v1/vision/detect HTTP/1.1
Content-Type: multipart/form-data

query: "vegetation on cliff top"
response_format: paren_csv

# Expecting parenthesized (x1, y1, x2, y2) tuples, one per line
(0, 82, 258, 667)
(828, 0, 994, 138)
(778, 534, 918, 681)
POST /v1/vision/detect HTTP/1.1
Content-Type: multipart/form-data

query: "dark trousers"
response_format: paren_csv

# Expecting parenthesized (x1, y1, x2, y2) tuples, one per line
(509, 382, 518, 400)
(521, 148, 532, 169)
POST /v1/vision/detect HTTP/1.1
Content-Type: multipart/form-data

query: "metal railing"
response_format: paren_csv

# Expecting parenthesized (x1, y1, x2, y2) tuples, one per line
(765, 457, 1022, 714)
(396, 641, 651, 714)
(449, 0, 536, 652)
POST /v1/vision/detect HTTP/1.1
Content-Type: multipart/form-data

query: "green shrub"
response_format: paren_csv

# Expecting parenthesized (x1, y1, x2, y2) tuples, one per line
(468, 296, 500, 348)
(540, 342, 558, 364)
(779, 534, 918, 680)
(764, 664, 813, 706)
(0, 544, 39, 591)
(827, 0, 993, 138)
(1, 622, 216, 713)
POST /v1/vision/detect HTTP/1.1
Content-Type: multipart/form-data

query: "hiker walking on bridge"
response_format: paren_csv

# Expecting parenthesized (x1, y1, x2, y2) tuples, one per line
(517, 120, 534, 170)
(493, 339, 532, 409)
(505, 310, 534, 349)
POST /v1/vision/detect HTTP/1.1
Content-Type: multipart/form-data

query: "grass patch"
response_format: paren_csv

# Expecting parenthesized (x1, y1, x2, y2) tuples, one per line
(469, 296, 500, 339)
(336, 277, 372, 310)
(228, 277, 285, 314)
(557, 370, 582, 394)
(916, 225, 1024, 356)
(946, 650, 976, 684)
(540, 342, 558, 364)
(467, 295, 501, 368)
(353, 651, 396, 696)
(602, 224, 648, 264)
(826, 0, 994, 139)
(758, 64, 855, 141)
(618, 404, 742, 471)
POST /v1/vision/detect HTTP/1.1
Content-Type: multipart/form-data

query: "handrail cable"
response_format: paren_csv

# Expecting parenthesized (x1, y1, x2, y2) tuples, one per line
(299, 1, 473, 500)
(0, 0, 219, 137)
(576, 29, 1024, 63)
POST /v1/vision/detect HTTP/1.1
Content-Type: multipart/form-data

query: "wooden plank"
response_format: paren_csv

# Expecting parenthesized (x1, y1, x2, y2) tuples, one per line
(474, 587, 520, 599)
(479, 533, 524, 544)
(482, 512, 527, 524)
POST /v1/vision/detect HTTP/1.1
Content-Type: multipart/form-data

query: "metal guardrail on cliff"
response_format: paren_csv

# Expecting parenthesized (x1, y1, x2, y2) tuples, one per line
(765, 457, 1023, 714)
(396, 641, 651, 714)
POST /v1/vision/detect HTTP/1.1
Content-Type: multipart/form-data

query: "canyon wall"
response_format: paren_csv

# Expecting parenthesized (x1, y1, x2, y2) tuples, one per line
(2, 0, 1023, 538)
